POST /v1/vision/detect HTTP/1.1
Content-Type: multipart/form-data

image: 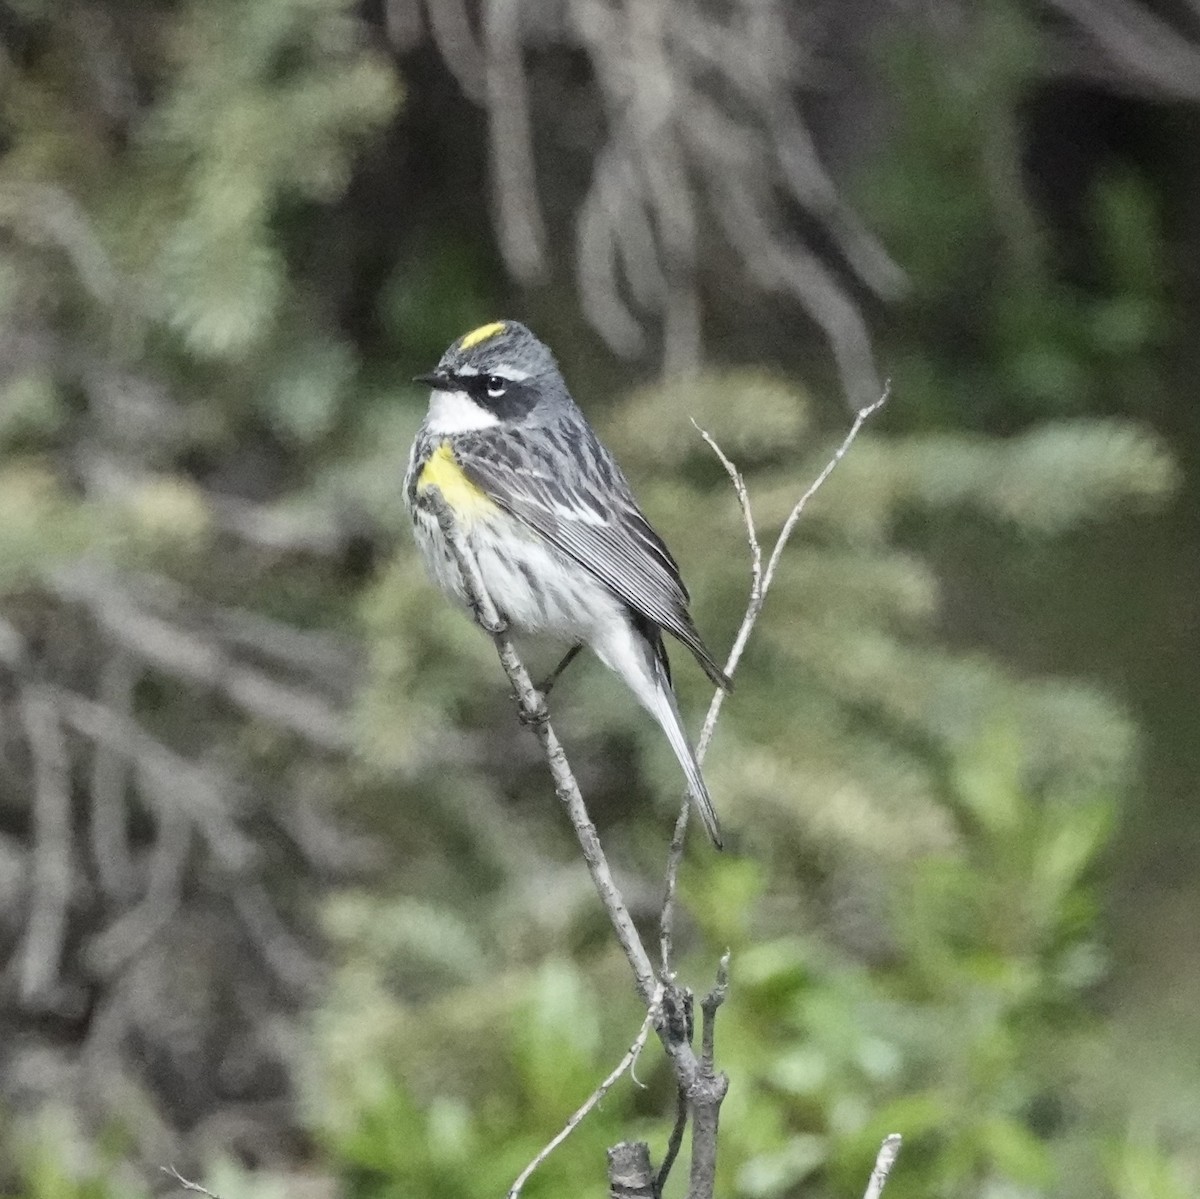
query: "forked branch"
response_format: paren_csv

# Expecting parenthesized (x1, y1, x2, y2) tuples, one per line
(423, 381, 891, 1199)
(660, 384, 891, 974)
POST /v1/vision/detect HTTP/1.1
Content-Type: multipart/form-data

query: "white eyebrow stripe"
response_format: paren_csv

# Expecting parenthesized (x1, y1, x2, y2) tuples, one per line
(490, 365, 531, 381)
(454, 363, 479, 375)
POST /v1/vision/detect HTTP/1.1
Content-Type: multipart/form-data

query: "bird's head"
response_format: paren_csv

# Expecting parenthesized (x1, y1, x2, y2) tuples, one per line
(414, 321, 563, 432)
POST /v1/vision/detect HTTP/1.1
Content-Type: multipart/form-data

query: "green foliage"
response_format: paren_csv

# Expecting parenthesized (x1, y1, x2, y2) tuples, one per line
(0, 0, 400, 607)
(312, 951, 651, 1199)
(148, 0, 395, 359)
(311, 691, 1132, 1199)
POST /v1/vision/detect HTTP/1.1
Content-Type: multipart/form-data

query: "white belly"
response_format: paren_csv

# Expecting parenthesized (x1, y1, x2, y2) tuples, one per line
(411, 506, 625, 640)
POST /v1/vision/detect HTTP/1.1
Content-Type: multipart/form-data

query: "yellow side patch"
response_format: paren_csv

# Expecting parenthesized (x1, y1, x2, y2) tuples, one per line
(417, 442, 496, 520)
(459, 321, 506, 351)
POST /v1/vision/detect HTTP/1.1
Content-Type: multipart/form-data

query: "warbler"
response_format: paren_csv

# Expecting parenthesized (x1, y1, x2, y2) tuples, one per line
(404, 321, 731, 848)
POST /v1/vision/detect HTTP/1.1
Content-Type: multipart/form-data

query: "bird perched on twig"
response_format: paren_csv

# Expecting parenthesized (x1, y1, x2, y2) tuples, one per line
(404, 321, 731, 847)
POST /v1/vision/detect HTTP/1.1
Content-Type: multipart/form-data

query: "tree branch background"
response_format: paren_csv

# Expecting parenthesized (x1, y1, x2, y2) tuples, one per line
(0, 3, 1198, 1199)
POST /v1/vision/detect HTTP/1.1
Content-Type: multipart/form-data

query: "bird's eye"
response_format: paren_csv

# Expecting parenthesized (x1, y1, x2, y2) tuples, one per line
(485, 376, 507, 398)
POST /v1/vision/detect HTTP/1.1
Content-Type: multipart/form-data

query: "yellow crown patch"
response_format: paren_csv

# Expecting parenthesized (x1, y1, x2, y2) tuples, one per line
(459, 321, 506, 351)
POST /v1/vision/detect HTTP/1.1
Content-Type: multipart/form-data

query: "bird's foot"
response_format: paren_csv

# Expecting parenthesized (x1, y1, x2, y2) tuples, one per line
(534, 643, 583, 698)
(516, 689, 550, 728)
(474, 607, 507, 636)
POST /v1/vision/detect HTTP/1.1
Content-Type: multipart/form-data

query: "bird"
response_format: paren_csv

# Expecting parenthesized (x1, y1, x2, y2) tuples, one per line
(404, 320, 732, 848)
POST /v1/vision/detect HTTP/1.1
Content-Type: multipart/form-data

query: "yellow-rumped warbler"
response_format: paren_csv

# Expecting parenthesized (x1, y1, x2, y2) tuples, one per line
(404, 321, 731, 847)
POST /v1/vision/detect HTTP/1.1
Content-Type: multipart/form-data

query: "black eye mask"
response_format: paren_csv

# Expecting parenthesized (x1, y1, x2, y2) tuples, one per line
(456, 371, 538, 420)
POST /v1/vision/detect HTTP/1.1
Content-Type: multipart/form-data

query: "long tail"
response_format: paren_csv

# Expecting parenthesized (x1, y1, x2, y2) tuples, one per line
(593, 619, 725, 849)
(646, 653, 724, 850)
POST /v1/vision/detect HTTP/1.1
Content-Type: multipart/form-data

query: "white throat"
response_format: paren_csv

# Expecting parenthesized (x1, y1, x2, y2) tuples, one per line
(425, 389, 500, 434)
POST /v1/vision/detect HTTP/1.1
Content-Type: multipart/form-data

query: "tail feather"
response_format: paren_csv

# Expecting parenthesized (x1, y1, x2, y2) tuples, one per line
(592, 618, 725, 849)
(647, 657, 724, 850)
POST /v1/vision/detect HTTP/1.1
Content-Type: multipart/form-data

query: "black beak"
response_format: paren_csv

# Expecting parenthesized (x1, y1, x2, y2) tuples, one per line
(414, 370, 450, 389)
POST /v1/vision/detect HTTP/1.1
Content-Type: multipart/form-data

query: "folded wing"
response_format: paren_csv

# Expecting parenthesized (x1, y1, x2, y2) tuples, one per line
(456, 424, 731, 691)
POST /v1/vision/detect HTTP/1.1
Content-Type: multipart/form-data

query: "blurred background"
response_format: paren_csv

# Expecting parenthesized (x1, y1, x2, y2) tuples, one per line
(1, 1, 1198, 1197)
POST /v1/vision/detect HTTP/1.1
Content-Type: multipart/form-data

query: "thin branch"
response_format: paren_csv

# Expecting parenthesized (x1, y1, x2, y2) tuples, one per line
(423, 487, 658, 1004)
(660, 423, 761, 974)
(699, 953, 730, 1069)
(52, 563, 350, 752)
(89, 650, 138, 902)
(421, 489, 719, 1154)
(687, 954, 731, 1199)
(660, 384, 890, 973)
(760, 383, 892, 596)
(484, 0, 548, 280)
(17, 683, 74, 1003)
(654, 1085, 689, 1195)
(863, 1135, 903, 1199)
(691, 421, 763, 607)
(86, 793, 191, 977)
(508, 985, 665, 1199)
(161, 1167, 221, 1199)
(56, 689, 257, 871)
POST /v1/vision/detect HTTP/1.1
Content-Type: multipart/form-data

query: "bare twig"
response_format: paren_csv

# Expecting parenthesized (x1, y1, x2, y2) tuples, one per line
(659, 423, 761, 974)
(508, 985, 665, 1199)
(89, 650, 138, 902)
(692, 421, 764, 609)
(17, 683, 74, 1003)
(161, 1166, 221, 1199)
(687, 954, 731, 1199)
(423, 487, 658, 1003)
(758, 384, 892, 603)
(53, 563, 350, 752)
(863, 1134, 903, 1199)
(56, 689, 257, 870)
(86, 793, 191, 977)
(654, 1085, 689, 1194)
(230, 881, 325, 997)
(660, 385, 890, 973)
(699, 953, 730, 1068)
(415, 0, 901, 393)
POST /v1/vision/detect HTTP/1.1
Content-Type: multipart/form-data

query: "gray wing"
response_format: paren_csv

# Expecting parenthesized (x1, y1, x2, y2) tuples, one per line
(456, 421, 731, 690)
